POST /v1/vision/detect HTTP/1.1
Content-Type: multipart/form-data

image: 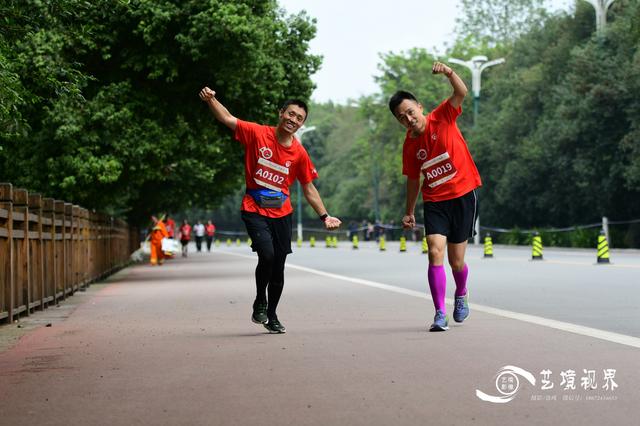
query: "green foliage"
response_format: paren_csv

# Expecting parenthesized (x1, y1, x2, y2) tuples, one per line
(455, 0, 548, 48)
(0, 0, 320, 224)
(473, 0, 640, 234)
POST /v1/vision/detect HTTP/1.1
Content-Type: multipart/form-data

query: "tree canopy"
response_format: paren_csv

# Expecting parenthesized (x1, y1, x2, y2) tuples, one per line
(0, 0, 320, 224)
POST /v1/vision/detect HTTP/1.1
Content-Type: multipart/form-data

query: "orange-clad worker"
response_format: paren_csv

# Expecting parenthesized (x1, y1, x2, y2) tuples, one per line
(150, 215, 169, 265)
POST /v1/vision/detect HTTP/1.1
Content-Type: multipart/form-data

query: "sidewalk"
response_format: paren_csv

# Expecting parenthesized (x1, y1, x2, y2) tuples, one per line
(0, 251, 637, 425)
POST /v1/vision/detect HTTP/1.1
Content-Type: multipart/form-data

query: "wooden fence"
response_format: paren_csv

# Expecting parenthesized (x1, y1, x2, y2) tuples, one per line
(0, 183, 138, 324)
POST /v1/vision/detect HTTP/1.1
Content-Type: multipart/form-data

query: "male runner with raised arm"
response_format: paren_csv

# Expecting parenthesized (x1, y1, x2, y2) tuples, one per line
(389, 62, 481, 331)
(200, 87, 341, 333)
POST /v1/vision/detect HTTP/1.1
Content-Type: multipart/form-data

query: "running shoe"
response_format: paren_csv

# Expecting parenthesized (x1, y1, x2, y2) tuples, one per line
(264, 317, 286, 334)
(429, 310, 449, 332)
(453, 293, 469, 323)
(251, 301, 268, 324)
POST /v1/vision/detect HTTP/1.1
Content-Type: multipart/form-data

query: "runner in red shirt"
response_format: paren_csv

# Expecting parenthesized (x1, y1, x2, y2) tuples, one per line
(389, 61, 481, 332)
(199, 86, 341, 334)
(179, 219, 191, 258)
(205, 220, 216, 252)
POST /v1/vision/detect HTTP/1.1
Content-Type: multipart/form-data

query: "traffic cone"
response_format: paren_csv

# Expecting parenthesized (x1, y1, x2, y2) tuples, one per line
(332, 236, 338, 248)
(247, 238, 252, 246)
(352, 235, 359, 249)
(310, 236, 316, 248)
(379, 236, 386, 251)
(226, 238, 231, 246)
(325, 236, 331, 248)
(597, 229, 610, 264)
(215, 239, 220, 247)
(484, 233, 494, 258)
(236, 238, 241, 246)
(297, 237, 302, 248)
(422, 236, 428, 254)
(531, 232, 543, 260)
(399, 236, 407, 252)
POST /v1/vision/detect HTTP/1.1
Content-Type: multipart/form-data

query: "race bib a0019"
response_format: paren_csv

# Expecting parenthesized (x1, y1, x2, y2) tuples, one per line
(421, 152, 457, 188)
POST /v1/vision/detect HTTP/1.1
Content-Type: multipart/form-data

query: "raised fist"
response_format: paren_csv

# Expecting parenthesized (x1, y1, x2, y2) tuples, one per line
(199, 87, 216, 101)
(432, 62, 452, 76)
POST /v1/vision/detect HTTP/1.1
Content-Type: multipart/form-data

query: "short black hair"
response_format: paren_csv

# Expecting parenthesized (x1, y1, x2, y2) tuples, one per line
(281, 99, 309, 120)
(388, 91, 418, 115)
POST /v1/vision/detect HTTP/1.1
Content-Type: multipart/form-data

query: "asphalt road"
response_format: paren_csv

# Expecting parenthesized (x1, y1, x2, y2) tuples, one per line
(284, 241, 640, 337)
(0, 245, 637, 426)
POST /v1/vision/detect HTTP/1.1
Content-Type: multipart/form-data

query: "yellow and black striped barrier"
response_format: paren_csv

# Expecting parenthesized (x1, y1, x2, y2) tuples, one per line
(531, 232, 543, 260)
(379, 236, 386, 251)
(597, 229, 610, 264)
(352, 235, 359, 249)
(310, 236, 316, 248)
(422, 237, 428, 254)
(399, 236, 407, 252)
(484, 234, 493, 258)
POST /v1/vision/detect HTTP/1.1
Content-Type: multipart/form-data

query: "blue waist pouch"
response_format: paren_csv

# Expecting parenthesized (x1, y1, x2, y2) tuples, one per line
(246, 188, 288, 208)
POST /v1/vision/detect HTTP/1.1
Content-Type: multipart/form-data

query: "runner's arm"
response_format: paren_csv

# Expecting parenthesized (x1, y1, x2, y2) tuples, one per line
(302, 182, 342, 229)
(199, 87, 238, 131)
(403, 177, 420, 229)
(432, 62, 467, 109)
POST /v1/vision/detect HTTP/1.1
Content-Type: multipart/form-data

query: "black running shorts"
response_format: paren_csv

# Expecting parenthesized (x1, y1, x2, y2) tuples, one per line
(423, 189, 478, 244)
(241, 211, 293, 254)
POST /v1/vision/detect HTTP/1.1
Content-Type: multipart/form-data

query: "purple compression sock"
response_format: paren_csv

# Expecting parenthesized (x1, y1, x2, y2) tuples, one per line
(453, 264, 469, 297)
(427, 264, 447, 313)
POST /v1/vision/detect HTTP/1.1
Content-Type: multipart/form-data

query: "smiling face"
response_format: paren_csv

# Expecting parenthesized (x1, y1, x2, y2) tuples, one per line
(278, 104, 307, 135)
(394, 99, 426, 136)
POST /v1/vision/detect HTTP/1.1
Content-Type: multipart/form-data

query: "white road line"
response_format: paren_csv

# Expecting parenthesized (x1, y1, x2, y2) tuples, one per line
(218, 250, 640, 349)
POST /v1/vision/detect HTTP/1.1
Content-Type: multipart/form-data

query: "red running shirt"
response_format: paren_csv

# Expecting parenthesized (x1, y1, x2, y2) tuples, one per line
(234, 120, 319, 218)
(402, 100, 481, 202)
(179, 224, 191, 241)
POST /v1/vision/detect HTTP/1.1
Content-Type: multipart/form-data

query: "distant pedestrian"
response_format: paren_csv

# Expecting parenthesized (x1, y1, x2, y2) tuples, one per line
(179, 219, 192, 257)
(193, 221, 205, 252)
(205, 220, 216, 251)
(150, 215, 169, 266)
(389, 61, 481, 332)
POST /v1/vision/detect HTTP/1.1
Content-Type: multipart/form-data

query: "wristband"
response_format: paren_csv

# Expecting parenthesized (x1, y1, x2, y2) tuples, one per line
(319, 214, 329, 222)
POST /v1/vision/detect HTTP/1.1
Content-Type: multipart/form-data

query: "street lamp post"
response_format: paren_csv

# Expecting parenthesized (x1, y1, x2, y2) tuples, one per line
(448, 55, 504, 245)
(583, 0, 615, 34)
(294, 126, 316, 242)
(448, 55, 505, 126)
(368, 118, 381, 223)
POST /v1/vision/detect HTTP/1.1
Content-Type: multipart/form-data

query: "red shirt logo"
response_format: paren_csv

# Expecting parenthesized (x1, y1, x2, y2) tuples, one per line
(259, 147, 273, 160)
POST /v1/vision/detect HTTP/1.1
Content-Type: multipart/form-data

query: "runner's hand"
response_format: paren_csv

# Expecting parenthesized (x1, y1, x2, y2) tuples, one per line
(402, 214, 416, 229)
(432, 62, 452, 76)
(199, 87, 216, 101)
(324, 216, 342, 230)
